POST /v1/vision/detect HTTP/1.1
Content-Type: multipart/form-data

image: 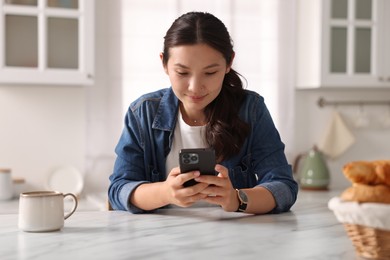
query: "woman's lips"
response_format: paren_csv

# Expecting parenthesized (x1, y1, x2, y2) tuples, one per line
(188, 95, 206, 102)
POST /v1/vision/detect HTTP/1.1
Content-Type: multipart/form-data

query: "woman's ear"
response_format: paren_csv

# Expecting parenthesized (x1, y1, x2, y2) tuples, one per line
(160, 52, 168, 74)
(226, 52, 235, 74)
(159, 52, 164, 62)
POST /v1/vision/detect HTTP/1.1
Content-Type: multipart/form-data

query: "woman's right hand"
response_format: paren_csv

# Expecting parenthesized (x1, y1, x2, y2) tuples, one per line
(164, 167, 209, 207)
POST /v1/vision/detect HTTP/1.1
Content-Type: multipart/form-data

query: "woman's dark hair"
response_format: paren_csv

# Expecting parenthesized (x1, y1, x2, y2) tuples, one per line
(162, 12, 250, 161)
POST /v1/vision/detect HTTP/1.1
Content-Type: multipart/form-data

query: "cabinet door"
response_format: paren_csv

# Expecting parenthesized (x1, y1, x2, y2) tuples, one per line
(322, 0, 387, 87)
(0, 0, 94, 85)
(381, 0, 390, 83)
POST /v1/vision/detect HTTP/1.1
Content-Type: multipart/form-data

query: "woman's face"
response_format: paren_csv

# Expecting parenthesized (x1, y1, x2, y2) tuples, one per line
(162, 43, 231, 120)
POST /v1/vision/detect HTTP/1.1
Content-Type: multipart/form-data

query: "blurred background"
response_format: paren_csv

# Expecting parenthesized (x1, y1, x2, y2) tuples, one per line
(1, 0, 389, 206)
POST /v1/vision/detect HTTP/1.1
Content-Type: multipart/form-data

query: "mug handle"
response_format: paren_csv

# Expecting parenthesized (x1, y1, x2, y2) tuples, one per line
(63, 193, 78, 220)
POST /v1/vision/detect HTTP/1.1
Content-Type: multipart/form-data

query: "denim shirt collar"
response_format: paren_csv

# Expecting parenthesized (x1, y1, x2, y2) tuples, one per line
(152, 88, 179, 132)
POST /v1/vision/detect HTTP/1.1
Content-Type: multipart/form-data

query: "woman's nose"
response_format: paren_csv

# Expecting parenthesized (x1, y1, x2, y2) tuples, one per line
(188, 76, 203, 91)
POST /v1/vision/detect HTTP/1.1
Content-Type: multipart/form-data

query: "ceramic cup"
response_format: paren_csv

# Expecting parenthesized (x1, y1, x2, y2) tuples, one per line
(18, 191, 78, 232)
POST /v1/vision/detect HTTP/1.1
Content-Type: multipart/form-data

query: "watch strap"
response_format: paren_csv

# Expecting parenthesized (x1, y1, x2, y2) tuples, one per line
(235, 189, 248, 212)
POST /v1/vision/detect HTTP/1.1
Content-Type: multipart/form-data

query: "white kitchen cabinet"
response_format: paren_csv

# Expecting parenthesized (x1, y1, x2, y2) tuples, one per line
(296, 0, 390, 88)
(0, 0, 94, 85)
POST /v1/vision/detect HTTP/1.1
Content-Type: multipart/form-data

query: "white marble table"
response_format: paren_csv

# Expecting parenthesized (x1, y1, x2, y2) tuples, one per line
(0, 192, 109, 214)
(0, 190, 359, 260)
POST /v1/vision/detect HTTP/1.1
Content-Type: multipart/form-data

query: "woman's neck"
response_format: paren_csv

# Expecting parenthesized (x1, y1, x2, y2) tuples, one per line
(179, 105, 206, 126)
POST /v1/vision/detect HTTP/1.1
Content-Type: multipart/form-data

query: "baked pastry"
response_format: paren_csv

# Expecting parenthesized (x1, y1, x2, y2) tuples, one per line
(340, 183, 390, 204)
(342, 160, 390, 186)
(375, 160, 390, 186)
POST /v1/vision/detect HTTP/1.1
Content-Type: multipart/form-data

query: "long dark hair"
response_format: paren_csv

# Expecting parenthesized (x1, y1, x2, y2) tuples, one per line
(162, 12, 250, 161)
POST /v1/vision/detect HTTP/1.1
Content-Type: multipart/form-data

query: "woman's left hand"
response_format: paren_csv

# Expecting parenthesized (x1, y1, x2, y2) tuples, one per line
(195, 164, 239, 212)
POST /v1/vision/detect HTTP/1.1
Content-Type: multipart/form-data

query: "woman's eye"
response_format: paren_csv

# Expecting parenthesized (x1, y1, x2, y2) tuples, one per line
(176, 71, 188, 76)
(205, 71, 217, 75)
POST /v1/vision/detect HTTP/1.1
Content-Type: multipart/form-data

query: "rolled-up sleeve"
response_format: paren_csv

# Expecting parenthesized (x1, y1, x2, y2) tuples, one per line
(247, 93, 298, 213)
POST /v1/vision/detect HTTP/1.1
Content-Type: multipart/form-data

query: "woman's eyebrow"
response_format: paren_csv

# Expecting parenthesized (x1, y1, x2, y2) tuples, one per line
(204, 63, 220, 69)
(173, 63, 221, 69)
(173, 63, 189, 69)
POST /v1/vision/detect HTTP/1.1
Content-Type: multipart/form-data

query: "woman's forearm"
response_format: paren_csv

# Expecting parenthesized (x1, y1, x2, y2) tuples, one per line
(130, 182, 170, 211)
(242, 186, 276, 214)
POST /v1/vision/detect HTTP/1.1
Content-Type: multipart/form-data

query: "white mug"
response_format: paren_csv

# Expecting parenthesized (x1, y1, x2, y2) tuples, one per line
(18, 191, 78, 232)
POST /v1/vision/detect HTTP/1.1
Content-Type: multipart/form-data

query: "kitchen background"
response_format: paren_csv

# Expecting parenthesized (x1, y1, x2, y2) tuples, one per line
(0, 0, 389, 203)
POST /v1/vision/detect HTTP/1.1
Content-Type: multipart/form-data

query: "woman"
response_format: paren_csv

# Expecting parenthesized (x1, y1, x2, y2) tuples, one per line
(109, 12, 298, 214)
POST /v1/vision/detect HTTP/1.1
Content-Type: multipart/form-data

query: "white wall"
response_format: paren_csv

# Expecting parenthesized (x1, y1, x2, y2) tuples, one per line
(83, 0, 123, 193)
(0, 85, 85, 191)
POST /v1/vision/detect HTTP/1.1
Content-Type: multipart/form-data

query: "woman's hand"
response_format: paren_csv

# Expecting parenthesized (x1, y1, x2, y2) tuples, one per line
(195, 164, 239, 212)
(164, 167, 209, 207)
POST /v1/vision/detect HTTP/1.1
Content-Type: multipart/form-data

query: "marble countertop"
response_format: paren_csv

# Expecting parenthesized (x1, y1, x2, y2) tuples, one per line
(0, 192, 109, 214)
(0, 190, 359, 260)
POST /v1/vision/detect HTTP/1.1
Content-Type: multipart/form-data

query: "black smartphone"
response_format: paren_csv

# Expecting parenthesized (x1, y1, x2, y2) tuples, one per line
(179, 148, 216, 187)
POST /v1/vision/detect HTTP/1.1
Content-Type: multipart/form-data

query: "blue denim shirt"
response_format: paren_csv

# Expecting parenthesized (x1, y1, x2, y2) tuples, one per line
(109, 88, 298, 213)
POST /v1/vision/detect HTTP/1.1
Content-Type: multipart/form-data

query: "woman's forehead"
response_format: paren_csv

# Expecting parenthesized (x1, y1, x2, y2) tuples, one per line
(167, 44, 226, 67)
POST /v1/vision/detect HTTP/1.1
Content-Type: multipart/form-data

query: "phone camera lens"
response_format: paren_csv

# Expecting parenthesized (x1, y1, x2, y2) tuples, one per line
(181, 152, 199, 165)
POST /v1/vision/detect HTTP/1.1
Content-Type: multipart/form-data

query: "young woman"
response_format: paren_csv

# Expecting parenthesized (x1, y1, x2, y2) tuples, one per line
(109, 12, 298, 214)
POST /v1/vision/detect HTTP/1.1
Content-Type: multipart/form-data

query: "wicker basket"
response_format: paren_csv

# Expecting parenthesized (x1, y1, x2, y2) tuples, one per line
(343, 223, 390, 259)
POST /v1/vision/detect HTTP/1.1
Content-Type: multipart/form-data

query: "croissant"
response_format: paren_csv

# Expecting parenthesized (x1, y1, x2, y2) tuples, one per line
(342, 160, 390, 186)
(340, 183, 390, 204)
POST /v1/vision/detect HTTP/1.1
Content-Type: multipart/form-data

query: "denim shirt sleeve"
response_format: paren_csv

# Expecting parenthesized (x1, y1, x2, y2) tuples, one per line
(236, 92, 298, 213)
(108, 108, 149, 213)
(108, 89, 177, 214)
(108, 95, 165, 214)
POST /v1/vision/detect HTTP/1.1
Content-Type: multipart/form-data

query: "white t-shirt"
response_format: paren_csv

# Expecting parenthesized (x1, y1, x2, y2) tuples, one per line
(165, 110, 216, 208)
(165, 109, 207, 174)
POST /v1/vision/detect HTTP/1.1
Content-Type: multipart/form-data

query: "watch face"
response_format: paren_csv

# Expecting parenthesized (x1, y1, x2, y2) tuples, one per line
(238, 190, 248, 203)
